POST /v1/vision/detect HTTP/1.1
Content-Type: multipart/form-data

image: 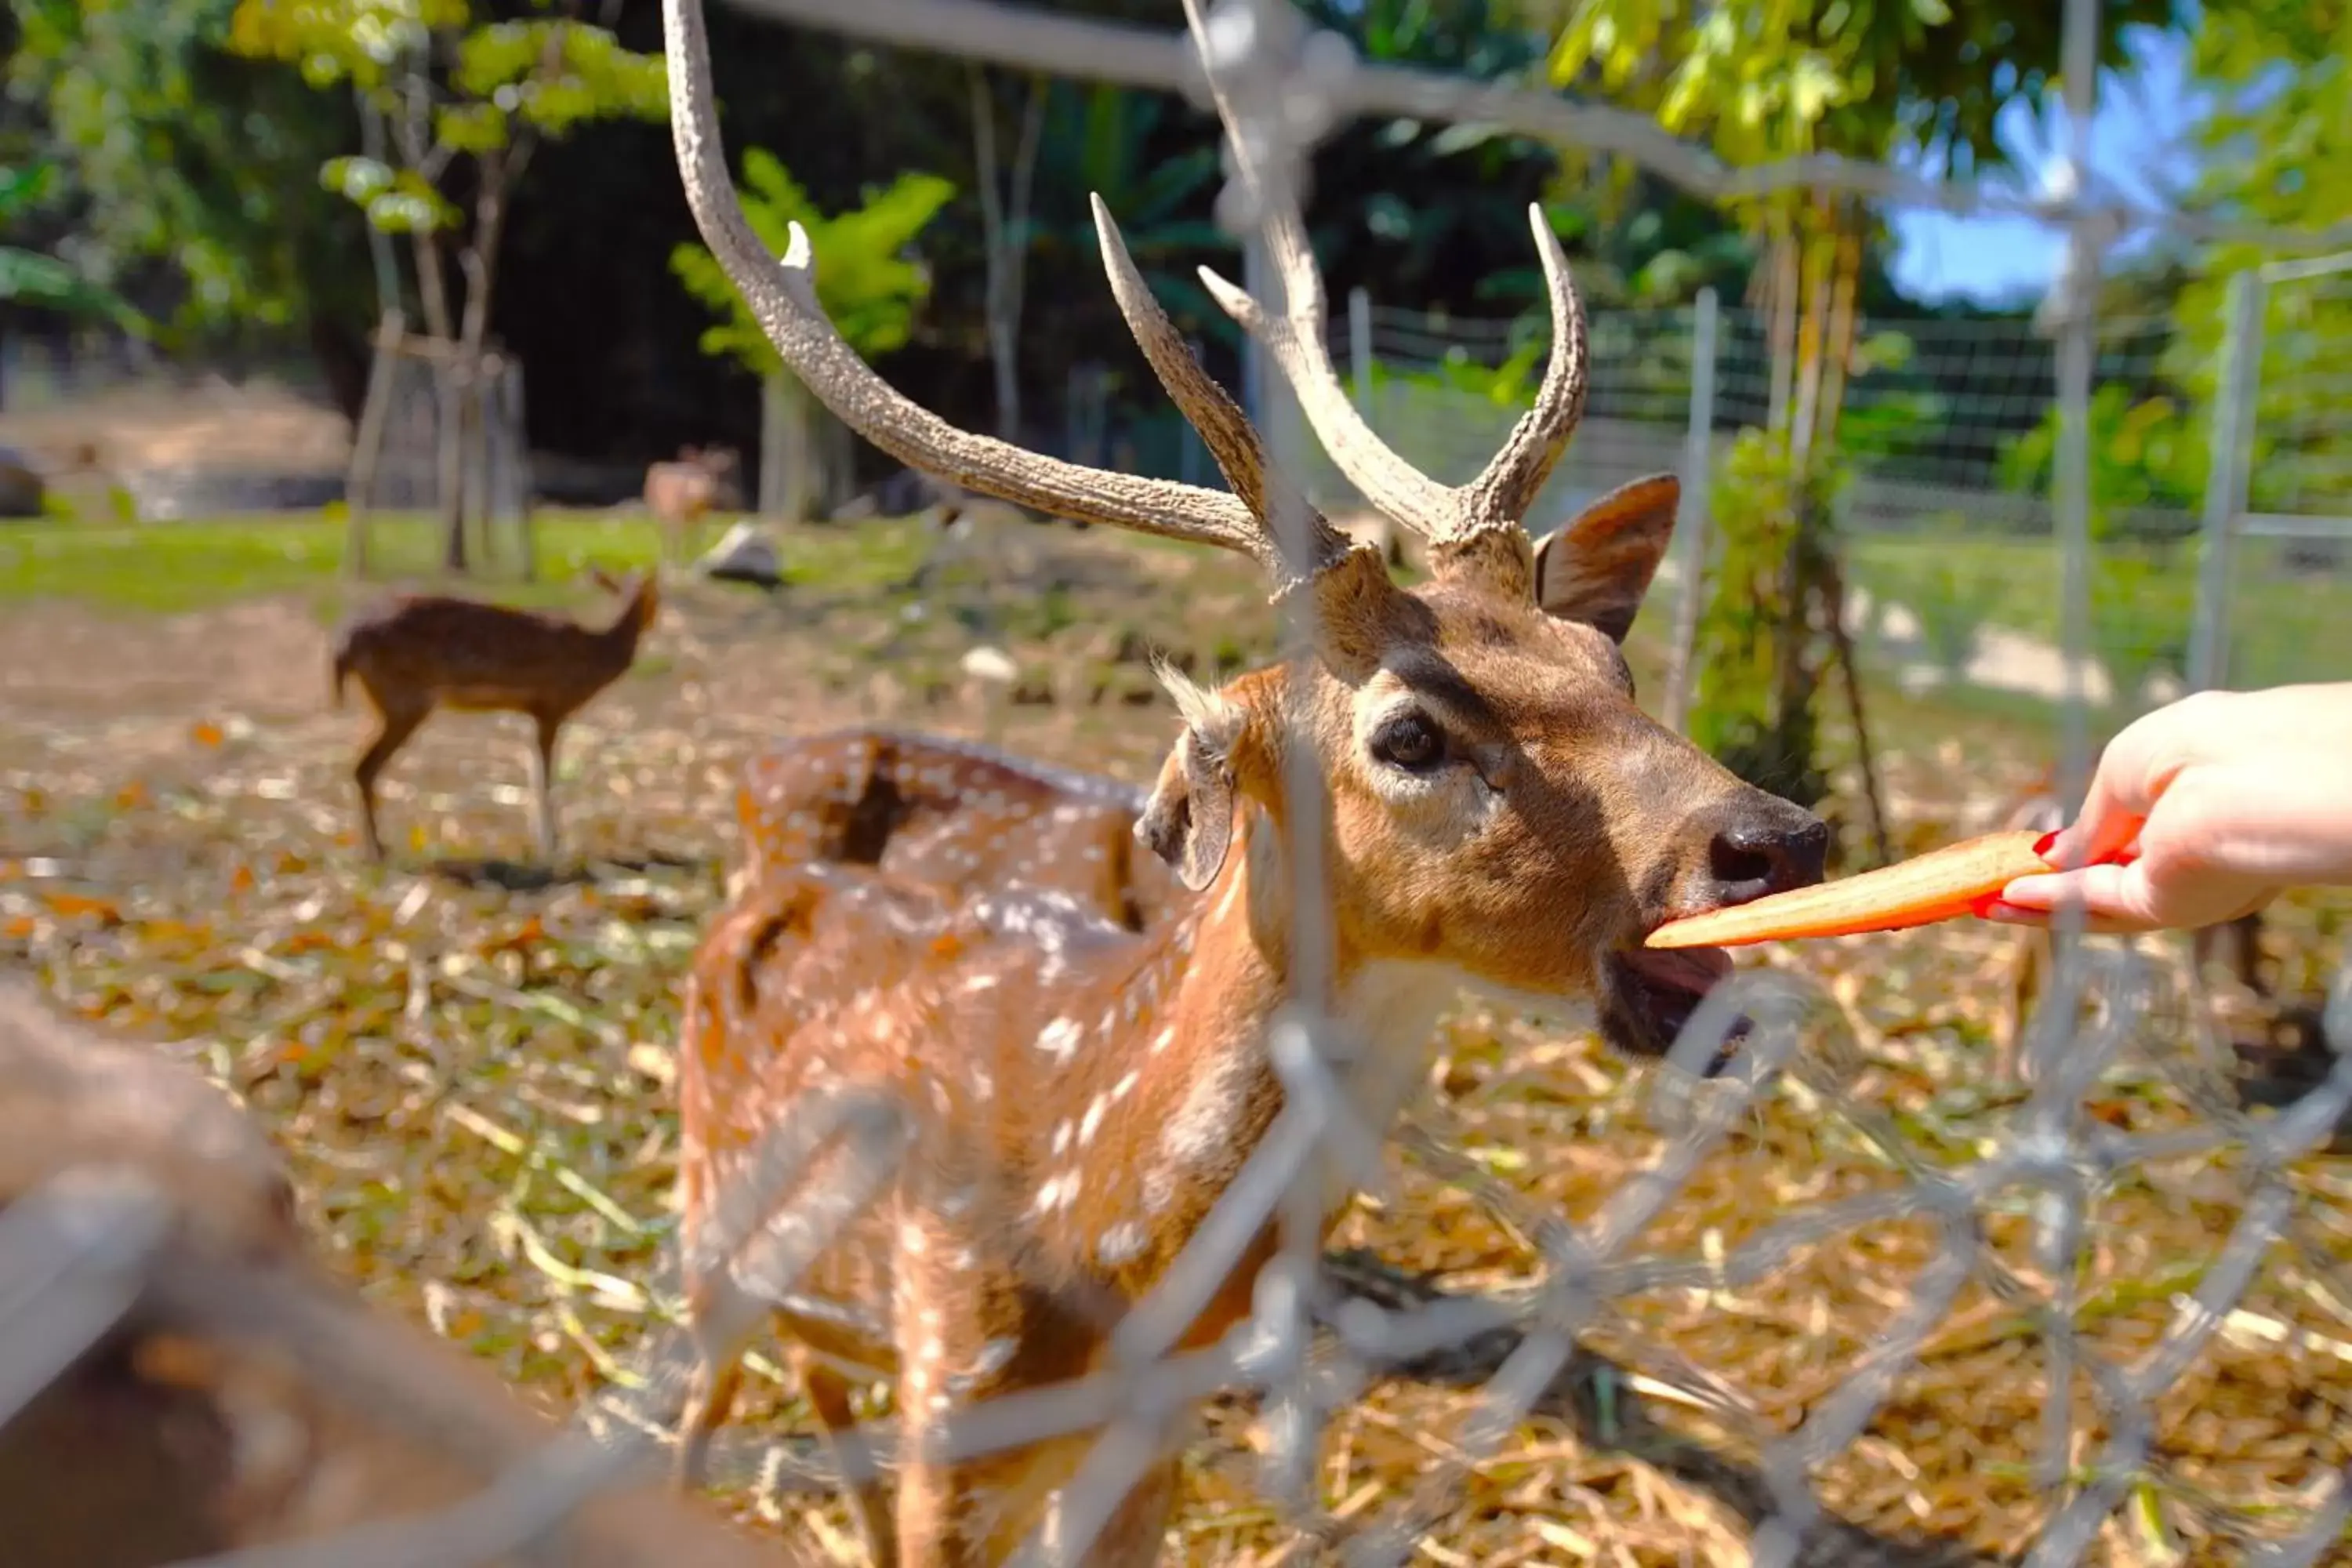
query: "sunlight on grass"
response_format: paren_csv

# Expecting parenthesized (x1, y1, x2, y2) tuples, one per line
(0, 508, 937, 619)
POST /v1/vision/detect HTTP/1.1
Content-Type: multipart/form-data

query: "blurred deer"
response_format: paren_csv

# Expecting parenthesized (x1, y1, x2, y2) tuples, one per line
(732, 728, 1181, 932)
(658, 0, 1828, 1555)
(329, 568, 659, 862)
(0, 975, 789, 1568)
(646, 445, 744, 565)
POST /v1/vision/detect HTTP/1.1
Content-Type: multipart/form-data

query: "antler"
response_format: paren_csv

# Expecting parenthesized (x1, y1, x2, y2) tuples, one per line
(660, 0, 1356, 588)
(1179, 0, 1590, 550)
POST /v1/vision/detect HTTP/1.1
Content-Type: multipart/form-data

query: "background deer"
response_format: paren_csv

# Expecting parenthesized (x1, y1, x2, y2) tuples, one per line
(0, 975, 786, 1568)
(646, 444, 745, 565)
(329, 567, 659, 862)
(659, 0, 1827, 1556)
(732, 727, 1178, 931)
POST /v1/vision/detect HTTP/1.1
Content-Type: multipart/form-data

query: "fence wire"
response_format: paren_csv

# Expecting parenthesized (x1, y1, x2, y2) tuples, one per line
(7, 0, 2352, 1564)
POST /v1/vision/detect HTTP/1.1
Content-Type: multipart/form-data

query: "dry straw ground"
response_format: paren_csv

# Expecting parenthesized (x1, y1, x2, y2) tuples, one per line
(3, 513, 2348, 1566)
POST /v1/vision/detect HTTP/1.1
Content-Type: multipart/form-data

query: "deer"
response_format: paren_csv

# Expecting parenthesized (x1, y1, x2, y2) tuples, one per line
(647, 444, 746, 564)
(731, 728, 1181, 933)
(328, 567, 659, 862)
(0, 974, 790, 1568)
(655, 0, 1829, 1555)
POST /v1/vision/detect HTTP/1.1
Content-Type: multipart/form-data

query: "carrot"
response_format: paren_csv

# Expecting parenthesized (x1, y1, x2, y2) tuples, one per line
(1644, 829, 2125, 949)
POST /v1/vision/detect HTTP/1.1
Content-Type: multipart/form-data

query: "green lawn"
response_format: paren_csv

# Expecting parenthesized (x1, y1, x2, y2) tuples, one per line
(0, 509, 936, 620)
(1846, 532, 2352, 693)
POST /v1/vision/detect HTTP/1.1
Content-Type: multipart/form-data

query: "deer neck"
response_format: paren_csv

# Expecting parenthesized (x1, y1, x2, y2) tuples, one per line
(1093, 808, 1455, 1239)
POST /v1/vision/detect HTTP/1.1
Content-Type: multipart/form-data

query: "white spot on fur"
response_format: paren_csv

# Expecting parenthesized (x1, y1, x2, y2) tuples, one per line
(1051, 1119, 1073, 1156)
(1111, 1069, 1140, 1102)
(1149, 1025, 1177, 1055)
(1078, 1094, 1108, 1147)
(1037, 1016, 1082, 1060)
(1163, 1044, 1247, 1169)
(1098, 1221, 1147, 1265)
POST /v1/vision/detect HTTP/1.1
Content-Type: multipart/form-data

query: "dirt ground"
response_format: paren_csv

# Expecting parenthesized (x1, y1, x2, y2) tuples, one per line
(4, 525, 2349, 1567)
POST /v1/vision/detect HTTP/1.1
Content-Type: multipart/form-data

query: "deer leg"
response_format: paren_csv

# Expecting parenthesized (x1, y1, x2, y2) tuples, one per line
(353, 702, 427, 862)
(790, 1345, 896, 1568)
(672, 1338, 746, 1495)
(530, 712, 563, 861)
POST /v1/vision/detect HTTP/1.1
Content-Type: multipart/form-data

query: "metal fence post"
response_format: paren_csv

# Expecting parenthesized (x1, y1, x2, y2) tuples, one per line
(1662, 286, 1719, 735)
(2187, 269, 2267, 694)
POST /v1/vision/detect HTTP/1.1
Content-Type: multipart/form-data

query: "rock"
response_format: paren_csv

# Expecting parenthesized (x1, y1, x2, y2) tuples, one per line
(695, 521, 784, 589)
(961, 645, 1019, 684)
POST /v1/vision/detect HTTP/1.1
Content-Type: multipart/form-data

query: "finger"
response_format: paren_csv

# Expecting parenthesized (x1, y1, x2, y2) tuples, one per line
(1979, 896, 2158, 938)
(1997, 863, 2169, 932)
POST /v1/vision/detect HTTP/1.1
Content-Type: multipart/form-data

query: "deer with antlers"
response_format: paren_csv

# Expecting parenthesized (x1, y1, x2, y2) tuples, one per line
(731, 728, 1181, 932)
(658, 0, 1828, 1557)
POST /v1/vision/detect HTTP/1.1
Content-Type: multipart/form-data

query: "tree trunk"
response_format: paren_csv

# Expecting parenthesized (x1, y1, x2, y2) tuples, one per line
(759, 372, 793, 517)
(971, 67, 1048, 441)
(776, 372, 817, 523)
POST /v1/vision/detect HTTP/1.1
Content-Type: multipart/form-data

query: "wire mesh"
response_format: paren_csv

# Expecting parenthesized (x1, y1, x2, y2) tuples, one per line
(6, 0, 2352, 1565)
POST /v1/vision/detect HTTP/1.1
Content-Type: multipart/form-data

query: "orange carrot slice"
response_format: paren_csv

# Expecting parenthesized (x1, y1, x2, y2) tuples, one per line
(1644, 829, 2122, 949)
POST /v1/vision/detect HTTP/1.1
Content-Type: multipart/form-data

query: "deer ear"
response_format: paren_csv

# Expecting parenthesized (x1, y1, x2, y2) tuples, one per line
(1136, 727, 1235, 893)
(1531, 473, 1680, 644)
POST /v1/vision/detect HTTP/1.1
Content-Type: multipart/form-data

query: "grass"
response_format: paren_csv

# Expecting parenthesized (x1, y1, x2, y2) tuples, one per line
(0, 508, 937, 621)
(1847, 532, 2352, 692)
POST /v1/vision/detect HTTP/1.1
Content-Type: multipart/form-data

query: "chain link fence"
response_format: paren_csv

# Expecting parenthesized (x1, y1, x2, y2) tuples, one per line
(9, 0, 2352, 1564)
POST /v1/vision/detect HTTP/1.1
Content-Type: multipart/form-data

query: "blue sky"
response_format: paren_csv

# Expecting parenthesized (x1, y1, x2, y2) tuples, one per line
(1885, 24, 2206, 307)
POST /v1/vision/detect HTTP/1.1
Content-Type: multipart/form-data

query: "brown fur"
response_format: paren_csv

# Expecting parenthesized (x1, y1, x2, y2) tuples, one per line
(328, 568, 659, 862)
(0, 975, 793, 1568)
(734, 728, 1179, 933)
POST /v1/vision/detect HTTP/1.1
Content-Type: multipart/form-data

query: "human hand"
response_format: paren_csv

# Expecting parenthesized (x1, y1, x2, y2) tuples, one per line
(1983, 683, 2352, 934)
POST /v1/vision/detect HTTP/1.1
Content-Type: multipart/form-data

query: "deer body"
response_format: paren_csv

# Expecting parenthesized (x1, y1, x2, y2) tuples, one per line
(328, 570, 659, 862)
(647, 445, 744, 564)
(734, 728, 1179, 931)
(658, 0, 1827, 1552)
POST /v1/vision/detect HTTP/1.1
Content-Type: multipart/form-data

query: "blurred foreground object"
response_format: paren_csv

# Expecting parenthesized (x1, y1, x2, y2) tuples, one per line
(0, 972, 790, 1568)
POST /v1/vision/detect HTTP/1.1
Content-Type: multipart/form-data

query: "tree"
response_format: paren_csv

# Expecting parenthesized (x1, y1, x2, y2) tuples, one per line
(670, 146, 955, 522)
(0, 163, 143, 328)
(229, 0, 668, 569)
(2168, 2, 2352, 543)
(2, 0, 368, 402)
(1536, 0, 2179, 832)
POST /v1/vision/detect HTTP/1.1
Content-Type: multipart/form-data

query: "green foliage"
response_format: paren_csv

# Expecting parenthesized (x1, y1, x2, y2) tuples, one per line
(229, 0, 666, 241)
(5, 0, 358, 336)
(1687, 429, 1835, 806)
(0, 162, 145, 328)
(669, 147, 955, 379)
(2169, 2, 2352, 522)
(1996, 382, 2203, 550)
(1543, 0, 2176, 173)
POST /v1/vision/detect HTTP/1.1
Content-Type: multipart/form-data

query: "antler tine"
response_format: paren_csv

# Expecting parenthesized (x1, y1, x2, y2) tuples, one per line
(661, 0, 1277, 568)
(1464, 206, 1591, 526)
(1179, 0, 1590, 548)
(1090, 194, 1357, 589)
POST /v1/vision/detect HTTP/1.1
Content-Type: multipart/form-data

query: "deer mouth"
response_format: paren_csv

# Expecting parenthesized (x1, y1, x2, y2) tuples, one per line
(1601, 942, 1746, 1070)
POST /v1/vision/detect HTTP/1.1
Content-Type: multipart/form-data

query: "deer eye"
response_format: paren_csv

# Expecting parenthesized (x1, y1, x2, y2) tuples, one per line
(1369, 712, 1446, 773)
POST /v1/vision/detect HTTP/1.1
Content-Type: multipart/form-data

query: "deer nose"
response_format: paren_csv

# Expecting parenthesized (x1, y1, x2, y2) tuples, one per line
(1705, 805, 1829, 904)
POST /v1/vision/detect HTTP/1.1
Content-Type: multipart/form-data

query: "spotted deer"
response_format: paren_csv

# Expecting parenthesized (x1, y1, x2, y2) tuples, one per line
(659, 0, 1828, 1555)
(329, 567, 659, 862)
(1992, 762, 2268, 1080)
(732, 728, 1181, 932)
(647, 444, 745, 564)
